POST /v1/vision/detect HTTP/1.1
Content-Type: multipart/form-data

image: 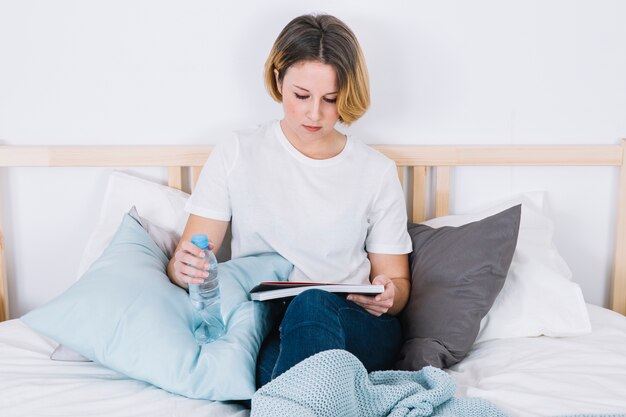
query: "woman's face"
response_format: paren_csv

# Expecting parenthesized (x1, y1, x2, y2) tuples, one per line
(276, 60, 340, 144)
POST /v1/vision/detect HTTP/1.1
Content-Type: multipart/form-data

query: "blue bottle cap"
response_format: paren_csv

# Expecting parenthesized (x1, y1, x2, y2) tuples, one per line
(191, 234, 209, 249)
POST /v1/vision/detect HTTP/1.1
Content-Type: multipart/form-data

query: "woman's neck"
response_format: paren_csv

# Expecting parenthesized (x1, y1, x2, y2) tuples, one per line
(279, 120, 347, 160)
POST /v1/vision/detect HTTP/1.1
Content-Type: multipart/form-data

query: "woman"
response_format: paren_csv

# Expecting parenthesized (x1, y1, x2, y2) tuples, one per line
(167, 14, 412, 388)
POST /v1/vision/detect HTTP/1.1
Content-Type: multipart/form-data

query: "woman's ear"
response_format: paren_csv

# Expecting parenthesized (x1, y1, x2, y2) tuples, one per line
(274, 69, 282, 92)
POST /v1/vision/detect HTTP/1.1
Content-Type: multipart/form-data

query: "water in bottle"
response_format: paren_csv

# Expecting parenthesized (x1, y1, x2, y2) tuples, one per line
(188, 234, 225, 344)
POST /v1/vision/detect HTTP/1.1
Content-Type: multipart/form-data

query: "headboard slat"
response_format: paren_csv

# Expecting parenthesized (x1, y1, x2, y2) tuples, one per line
(412, 166, 428, 223)
(168, 167, 183, 191)
(435, 166, 450, 217)
(0, 230, 7, 322)
(611, 139, 626, 315)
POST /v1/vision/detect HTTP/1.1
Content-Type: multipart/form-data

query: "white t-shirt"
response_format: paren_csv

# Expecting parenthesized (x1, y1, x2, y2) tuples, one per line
(185, 120, 412, 285)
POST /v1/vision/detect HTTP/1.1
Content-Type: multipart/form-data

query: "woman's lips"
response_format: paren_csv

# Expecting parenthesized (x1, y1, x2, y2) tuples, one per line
(303, 125, 322, 132)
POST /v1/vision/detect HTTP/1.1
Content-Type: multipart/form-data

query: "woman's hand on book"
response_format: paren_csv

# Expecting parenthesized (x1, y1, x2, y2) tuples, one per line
(346, 275, 395, 317)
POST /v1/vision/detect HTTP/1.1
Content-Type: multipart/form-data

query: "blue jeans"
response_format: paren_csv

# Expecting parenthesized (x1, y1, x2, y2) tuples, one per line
(256, 289, 403, 388)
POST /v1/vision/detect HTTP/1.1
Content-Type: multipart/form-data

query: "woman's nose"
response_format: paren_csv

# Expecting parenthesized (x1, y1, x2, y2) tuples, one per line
(307, 100, 321, 122)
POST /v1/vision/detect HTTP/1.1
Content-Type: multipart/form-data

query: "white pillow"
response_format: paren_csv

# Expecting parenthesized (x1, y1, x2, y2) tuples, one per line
(76, 171, 190, 278)
(423, 192, 591, 343)
(127, 206, 179, 260)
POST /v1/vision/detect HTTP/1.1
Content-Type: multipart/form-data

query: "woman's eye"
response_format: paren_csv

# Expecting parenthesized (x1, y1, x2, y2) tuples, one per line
(294, 93, 336, 104)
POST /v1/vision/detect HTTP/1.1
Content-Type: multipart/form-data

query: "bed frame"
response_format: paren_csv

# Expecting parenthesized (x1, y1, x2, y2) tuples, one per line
(1, 142, 625, 322)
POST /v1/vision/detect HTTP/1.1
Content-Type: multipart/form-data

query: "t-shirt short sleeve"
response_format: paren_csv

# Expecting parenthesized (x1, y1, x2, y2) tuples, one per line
(184, 137, 238, 221)
(365, 161, 412, 255)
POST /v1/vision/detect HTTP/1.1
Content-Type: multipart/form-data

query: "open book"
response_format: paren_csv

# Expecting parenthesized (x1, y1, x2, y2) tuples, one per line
(249, 281, 384, 302)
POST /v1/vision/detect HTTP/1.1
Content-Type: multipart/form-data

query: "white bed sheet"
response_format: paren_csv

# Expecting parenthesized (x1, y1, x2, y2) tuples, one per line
(0, 318, 250, 417)
(447, 304, 626, 416)
(2, 305, 625, 417)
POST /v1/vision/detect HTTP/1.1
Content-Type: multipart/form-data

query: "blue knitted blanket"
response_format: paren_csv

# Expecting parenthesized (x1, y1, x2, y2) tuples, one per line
(251, 349, 506, 417)
(251, 349, 625, 417)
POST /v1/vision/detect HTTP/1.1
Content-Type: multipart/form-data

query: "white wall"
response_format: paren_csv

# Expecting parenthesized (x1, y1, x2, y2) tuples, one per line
(1, 0, 625, 317)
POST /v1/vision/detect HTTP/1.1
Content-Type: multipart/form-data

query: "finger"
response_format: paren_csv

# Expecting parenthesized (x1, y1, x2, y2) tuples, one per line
(181, 241, 206, 258)
(175, 250, 209, 270)
(347, 295, 392, 313)
(181, 262, 209, 279)
(374, 290, 395, 302)
(179, 275, 204, 286)
(178, 272, 205, 285)
(350, 298, 387, 309)
(346, 294, 375, 305)
(348, 293, 393, 306)
(175, 262, 208, 284)
(361, 301, 389, 312)
(361, 300, 389, 317)
(365, 308, 384, 317)
(361, 302, 393, 313)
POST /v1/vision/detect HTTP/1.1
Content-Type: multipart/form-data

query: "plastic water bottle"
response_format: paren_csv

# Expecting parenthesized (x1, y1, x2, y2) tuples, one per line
(188, 234, 225, 344)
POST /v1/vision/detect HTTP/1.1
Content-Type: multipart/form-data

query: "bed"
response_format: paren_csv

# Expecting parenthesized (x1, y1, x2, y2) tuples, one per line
(0, 143, 625, 417)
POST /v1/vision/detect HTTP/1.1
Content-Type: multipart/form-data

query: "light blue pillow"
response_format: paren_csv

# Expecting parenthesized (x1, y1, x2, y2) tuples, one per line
(21, 213, 292, 400)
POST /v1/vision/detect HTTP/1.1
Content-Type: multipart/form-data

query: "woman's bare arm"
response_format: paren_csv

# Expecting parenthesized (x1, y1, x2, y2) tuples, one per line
(347, 253, 410, 316)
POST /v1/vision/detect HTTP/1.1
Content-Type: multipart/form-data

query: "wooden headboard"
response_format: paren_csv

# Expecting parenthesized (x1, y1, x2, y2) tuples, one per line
(1, 142, 625, 321)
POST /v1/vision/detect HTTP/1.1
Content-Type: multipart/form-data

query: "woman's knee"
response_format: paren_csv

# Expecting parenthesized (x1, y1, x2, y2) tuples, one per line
(280, 289, 344, 332)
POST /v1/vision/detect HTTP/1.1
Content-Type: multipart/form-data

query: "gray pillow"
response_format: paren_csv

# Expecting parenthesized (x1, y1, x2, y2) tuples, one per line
(395, 205, 521, 371)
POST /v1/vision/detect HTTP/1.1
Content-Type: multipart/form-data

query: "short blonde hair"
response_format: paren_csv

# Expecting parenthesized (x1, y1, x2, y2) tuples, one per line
(264, 14, 370, 125)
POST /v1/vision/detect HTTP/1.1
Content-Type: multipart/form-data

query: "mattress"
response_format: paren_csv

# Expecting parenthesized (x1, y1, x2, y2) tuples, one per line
(1, 304, 625, 417)
(447, 303, 626, 416)
(0, 318, 250, 417)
